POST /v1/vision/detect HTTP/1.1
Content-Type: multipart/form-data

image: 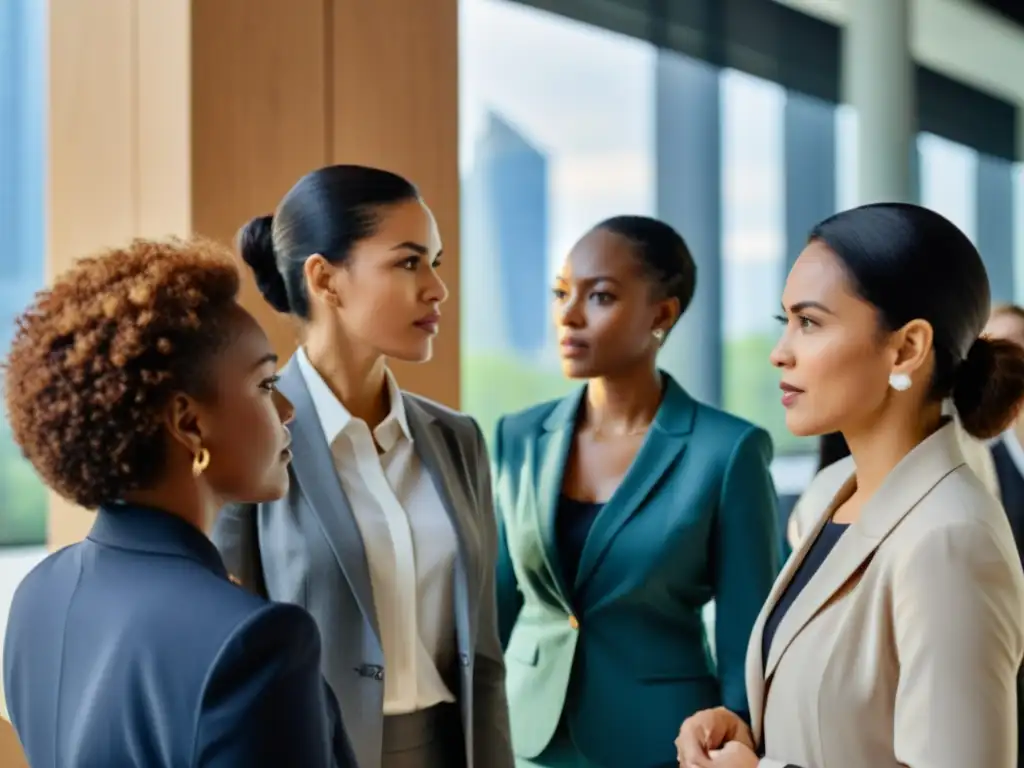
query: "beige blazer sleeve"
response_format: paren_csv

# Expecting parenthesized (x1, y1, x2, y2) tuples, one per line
(891, 521, 1021, 767)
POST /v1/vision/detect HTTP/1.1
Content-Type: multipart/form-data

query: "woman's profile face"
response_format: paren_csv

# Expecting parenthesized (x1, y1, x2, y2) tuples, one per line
(552, 227, 673, 379)
(770, 240, 896, 437)
(324, 198, 447, 362)
(190, 304, 294, 503)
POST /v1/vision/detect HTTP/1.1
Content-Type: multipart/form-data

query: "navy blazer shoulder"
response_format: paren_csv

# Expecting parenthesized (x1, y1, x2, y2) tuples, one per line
(3, 504, 352, 768)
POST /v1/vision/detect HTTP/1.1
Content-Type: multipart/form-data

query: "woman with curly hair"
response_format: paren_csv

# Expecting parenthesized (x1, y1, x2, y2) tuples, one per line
(1, 238, 355, 768)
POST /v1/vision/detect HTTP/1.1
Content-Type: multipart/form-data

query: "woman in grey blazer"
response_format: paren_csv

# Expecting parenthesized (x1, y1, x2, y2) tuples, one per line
(211, 165, 513, 768)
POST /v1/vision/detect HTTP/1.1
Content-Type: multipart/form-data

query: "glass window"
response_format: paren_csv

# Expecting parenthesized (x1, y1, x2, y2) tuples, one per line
(835, 104, 859, 214)
(1015, 166, 1024, 304)
(918, 132, 978, 243)
(918, 133, 1017, 305)
(459, 0, 655, 443)
(0, 0, 47, 547)
(719, 70, 793, 452)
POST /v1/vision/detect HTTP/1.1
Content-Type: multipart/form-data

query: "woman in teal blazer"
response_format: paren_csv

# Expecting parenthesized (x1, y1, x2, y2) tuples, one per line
(493, 216, 780, 767)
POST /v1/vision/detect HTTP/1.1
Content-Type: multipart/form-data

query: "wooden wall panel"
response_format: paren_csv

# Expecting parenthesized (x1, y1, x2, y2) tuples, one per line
(47, 0, 144, 550)
(331, 0, 462, 408)
(191, 0, 329, 359)
(48, 0, 137, 275)
(0, 719, 26, 768)
(44, 0, 461, 533)
(137, 0, 192, 237)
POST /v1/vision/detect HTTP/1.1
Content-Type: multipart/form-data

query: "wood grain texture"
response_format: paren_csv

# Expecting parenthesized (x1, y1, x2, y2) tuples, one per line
(190, 0, 329, 358)
(45, 0, 462, 533)
(47, 0, 145, 550)
(0, 718, 27, 768)
(331, 0, 461, 407)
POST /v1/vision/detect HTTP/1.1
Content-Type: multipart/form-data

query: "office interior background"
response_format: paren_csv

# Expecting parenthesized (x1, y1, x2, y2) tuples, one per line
(9, 0, 1024, 545)
(1, 0, 1024, 742)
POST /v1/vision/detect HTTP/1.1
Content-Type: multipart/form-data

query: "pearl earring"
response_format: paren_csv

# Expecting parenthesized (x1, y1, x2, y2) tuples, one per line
(652, 329, 665, 343)
(888, 372, 912, 392)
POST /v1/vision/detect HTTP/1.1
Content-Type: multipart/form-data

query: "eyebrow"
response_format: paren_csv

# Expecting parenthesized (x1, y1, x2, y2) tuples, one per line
(391, 241, 434, 256)
(251, 352, 279, 371)
(554, 274, 621, 285)
(785, 300, 835, 315)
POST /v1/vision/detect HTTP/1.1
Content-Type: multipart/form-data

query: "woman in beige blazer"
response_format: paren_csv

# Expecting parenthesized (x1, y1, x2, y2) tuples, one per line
(676, 202, 1024, 768)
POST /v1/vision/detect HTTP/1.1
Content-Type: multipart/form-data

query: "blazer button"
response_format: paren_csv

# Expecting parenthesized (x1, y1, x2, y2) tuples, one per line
(354, 664, 385, 681)
(568, 614, 579, 630)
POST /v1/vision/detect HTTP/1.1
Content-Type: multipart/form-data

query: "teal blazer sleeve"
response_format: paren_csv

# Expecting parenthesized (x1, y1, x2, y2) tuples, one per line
(492, 415, 523, 647)
(713, 426, 779, 718)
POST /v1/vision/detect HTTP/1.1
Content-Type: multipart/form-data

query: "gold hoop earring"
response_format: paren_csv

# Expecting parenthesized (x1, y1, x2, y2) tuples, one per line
(192, 447, 211, 477)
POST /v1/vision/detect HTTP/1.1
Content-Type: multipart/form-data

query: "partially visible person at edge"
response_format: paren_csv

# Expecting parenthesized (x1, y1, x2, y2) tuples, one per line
(211, 164, 513, 768)
(676, 203, 1024, 768)
(1, 238, 354, 767)
(493, 215, 780, 767)
(982, 302, 1024, 567)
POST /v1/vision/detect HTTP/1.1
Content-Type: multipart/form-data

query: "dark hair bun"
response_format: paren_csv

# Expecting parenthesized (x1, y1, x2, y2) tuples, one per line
(237, 214, 290, 313)
(953, 336, 1024, 439)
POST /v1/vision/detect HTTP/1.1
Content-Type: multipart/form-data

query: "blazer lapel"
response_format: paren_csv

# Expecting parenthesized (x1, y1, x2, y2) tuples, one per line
(531, 388, 584, 607)
(277, 357, 381, 641)
(746, 466, 852, 743)
(404, 399, 473, 660)
(759, 421, 967, 690)
(574, 376, 695, 590)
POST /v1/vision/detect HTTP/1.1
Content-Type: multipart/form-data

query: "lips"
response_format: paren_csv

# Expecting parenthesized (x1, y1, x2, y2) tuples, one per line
(413, 311, 441, 334)
(780, 382, 804, 408)
(560, 337, 589, 358)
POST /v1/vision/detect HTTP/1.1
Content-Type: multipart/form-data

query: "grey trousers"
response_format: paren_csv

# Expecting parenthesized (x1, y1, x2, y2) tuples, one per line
(382, 703, 465, 768)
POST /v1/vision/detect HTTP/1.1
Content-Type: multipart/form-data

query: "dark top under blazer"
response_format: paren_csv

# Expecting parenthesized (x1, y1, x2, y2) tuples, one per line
(3, 503, 353, 768)
(494, 374, 781, 767)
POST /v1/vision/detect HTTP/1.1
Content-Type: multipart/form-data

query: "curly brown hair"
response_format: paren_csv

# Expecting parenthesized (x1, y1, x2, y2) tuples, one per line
(3, 237, 241, 509)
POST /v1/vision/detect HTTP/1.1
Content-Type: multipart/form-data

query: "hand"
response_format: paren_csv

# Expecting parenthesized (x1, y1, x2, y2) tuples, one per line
(675, 707, 755, 766)
(706, 741, 760, 768)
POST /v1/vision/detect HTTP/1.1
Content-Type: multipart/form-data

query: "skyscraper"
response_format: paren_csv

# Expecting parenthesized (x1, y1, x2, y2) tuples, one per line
(462, 111, 550, 356)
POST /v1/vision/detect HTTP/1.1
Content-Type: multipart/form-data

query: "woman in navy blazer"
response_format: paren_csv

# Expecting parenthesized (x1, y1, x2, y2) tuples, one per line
(494, 217, 781, 767)
(1, 238, 353, 767)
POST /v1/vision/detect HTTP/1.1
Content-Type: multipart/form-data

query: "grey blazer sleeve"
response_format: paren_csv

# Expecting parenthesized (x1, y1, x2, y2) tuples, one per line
(210, 504, 267, 598)
(468, 419, 515, 768)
